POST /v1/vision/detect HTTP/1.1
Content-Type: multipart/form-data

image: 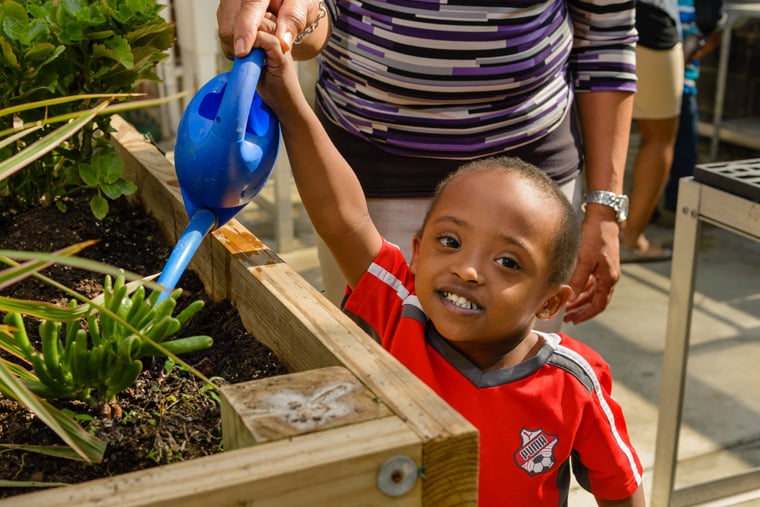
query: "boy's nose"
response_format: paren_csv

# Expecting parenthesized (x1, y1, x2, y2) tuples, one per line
(453, 255, 484, 284)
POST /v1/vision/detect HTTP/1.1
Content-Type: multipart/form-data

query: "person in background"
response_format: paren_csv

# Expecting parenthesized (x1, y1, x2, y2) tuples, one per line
(620, 0, 683, 262)
(217, 0, 638, 329)
(662, 0, 726, 214)
(251, 22, 646, 505)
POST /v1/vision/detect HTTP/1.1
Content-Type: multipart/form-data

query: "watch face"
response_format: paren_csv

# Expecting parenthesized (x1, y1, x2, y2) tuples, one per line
(616, 195, 629, 222)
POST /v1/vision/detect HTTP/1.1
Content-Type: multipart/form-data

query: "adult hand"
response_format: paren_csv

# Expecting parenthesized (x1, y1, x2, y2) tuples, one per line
(217, 0, 317, 57)
(564, 214, 622, 325)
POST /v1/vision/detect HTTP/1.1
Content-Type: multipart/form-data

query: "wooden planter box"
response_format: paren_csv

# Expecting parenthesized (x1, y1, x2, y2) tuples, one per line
(0, 117, 478, 507)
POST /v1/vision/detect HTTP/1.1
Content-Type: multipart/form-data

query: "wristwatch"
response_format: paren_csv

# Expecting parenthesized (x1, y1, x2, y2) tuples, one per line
(581, 190, 629, 223)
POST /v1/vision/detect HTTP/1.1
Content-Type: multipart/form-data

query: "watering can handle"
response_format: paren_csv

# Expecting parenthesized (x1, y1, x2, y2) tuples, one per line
(212, 49, 266, 142)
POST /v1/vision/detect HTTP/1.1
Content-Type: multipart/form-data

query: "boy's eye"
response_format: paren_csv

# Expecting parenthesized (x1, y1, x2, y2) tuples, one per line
(496, 256, 521, 270)
(437, 235, 459, 249)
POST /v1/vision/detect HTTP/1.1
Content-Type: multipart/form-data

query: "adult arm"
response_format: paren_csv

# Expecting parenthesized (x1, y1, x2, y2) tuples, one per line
(694, 0, 726, 37)
(564, 0, 637, 323)
(565, 90, 633, 324)
(688, 0, 727, 62)
(217, 0, 327, 57)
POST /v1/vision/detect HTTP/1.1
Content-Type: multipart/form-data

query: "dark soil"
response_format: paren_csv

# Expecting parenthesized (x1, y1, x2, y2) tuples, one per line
(0, 190, 289, 499)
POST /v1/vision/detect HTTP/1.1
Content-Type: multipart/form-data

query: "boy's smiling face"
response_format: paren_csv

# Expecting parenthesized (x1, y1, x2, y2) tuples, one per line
(409, 168, 570, 369)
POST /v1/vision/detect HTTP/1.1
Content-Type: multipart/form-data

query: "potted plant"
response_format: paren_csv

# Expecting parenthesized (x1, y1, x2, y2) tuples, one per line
(0, 0, 211, 478)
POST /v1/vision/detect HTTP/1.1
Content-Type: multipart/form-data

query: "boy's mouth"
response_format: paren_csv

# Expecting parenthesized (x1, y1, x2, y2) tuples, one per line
(441, 291, 481, 311)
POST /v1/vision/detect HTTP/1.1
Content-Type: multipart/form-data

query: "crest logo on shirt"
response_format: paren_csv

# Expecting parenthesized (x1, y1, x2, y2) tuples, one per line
(514, 428, 558, 476)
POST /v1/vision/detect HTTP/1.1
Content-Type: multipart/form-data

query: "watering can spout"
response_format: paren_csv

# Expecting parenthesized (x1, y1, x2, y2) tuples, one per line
(158, 49, 280, 301)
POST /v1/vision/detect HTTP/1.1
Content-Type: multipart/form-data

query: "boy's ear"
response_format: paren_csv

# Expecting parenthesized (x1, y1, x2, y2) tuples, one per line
(409, 235, 422, 274)
(536, 285, 573, 320)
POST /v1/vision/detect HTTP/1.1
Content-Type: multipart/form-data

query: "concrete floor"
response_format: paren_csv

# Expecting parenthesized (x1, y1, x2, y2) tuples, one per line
(217, 136, 760, 506)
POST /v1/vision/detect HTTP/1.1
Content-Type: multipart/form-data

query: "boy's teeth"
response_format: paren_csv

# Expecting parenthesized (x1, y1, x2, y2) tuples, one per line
(444, 292, 476, 310)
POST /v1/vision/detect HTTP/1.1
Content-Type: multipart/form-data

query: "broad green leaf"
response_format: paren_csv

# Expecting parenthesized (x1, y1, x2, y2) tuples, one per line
(24, 19, 50, 45)
(24, 42, 57, 61)
(102, 178, 137, 200)
(92, 36, 133, 69)
(0, 1, 27, 21)
(0, 38, 20, 69)
(89, 192, 108, 219)
(93, 151, 123, 184)
(78, 162, 98, 186)
(4, 14, 32, 46)
(87, 30, 115, 41)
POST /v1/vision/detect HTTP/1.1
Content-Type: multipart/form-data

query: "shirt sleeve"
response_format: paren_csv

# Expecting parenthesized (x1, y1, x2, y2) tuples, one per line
(570, 346, 644, 500)
(567, 0, 639, 93)
(342, 240, 412, 345)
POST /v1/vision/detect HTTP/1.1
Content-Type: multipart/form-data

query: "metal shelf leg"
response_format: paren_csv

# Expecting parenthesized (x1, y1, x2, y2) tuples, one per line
(650, 179, 702, 506)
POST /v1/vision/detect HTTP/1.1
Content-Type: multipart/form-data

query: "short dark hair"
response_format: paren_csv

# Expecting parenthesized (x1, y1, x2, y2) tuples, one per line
(419, 156, 582, 286)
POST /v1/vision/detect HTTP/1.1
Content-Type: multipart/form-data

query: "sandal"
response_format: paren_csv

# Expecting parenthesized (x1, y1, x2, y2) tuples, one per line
(620, 244, 673, 263)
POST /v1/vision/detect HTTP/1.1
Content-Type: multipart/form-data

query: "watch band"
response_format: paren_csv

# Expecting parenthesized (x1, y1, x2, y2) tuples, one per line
(581, 190, 629, 223)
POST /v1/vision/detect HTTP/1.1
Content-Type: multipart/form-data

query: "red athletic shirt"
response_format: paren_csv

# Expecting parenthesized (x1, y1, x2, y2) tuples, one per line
(343, 241, 643, 506)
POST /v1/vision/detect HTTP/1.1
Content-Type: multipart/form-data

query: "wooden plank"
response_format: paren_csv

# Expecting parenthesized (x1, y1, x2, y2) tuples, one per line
(221, 366, 393, 448)
(111, 116, 184, 246)
(110, 117, 479, 506)
(1, 417, 422, 507)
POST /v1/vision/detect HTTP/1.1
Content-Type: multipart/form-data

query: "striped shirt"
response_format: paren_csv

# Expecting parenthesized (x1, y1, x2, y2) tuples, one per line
(316, 0, 638, 160)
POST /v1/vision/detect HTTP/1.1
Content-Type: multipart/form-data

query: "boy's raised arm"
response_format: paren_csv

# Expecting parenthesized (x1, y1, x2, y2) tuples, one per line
(254, 31, 383, 289)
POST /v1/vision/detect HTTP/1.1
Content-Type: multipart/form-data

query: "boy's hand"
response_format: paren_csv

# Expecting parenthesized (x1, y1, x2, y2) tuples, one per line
(252, 18, 303, 116)
(218, 0, 320, 56)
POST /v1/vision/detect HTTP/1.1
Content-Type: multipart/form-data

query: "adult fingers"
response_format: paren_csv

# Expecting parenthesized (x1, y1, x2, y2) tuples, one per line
(273, 0, 315, 52)
(217, 0, 269, 59)
(564, 273, 615, 325)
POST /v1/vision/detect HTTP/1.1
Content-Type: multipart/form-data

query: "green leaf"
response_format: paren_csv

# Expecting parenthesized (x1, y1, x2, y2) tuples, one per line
(0, 478, 69, 488)
(0, 297, 91, 321)
(24, 42, 57, 61)
(0, 241, 96, 290)
(89, 192, 108, 220)
(0, 1, 28, 21)
(0, 93, 135, 119)
(0, 443, 86, 462)
(93, 36, 133, 69)
(93, 150, 123, 184)
(0, 38, 20, 69)
(78, 162, 97, 187)
(0, 99, 109, 181)
(0, 360, 106, 462)
(0, 247, 161, 291)
(115, 177, 137, 197)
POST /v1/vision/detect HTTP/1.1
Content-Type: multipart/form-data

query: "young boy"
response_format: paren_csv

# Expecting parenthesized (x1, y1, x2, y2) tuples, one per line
(252, 22, 645, 507)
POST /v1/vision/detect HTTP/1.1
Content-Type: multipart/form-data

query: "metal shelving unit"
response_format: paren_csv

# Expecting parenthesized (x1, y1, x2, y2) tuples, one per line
(708, 2, 760, 159)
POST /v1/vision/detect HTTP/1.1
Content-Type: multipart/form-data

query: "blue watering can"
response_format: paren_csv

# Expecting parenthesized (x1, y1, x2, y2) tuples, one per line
(156, 49, 280, 302)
